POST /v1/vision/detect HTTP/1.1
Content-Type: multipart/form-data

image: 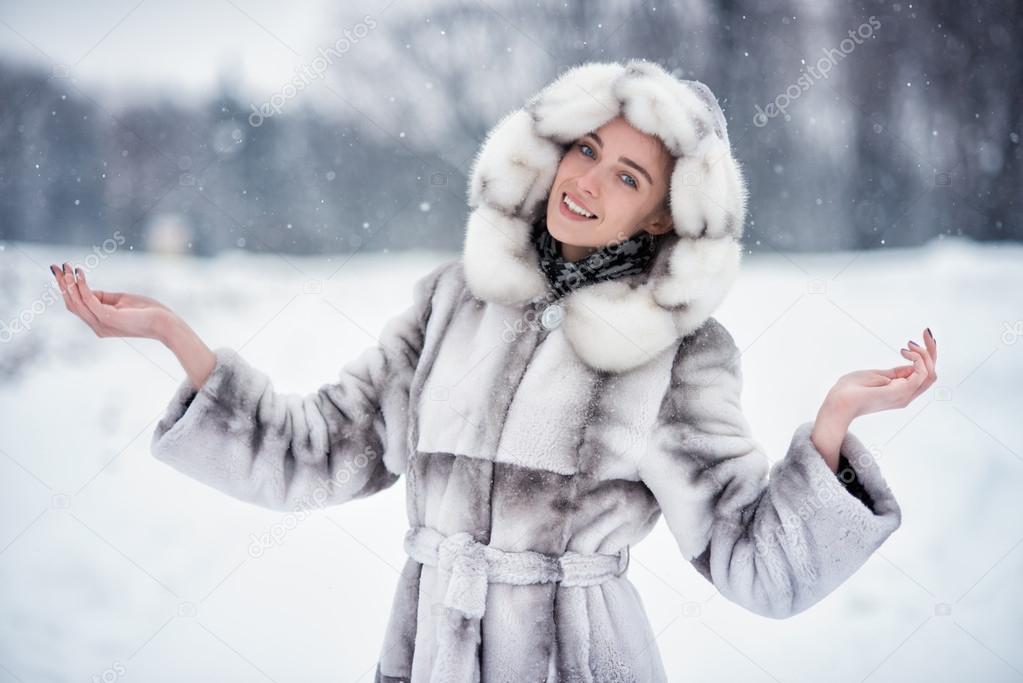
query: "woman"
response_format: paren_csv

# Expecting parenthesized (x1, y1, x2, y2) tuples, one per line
(51, 59, 937, 682)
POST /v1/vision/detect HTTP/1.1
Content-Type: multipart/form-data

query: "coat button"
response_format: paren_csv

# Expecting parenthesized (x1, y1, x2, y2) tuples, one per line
(540, 303, 564, 330)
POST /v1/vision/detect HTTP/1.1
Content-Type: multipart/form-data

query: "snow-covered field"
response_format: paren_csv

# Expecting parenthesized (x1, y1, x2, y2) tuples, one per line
(1, 236, 1021, 682)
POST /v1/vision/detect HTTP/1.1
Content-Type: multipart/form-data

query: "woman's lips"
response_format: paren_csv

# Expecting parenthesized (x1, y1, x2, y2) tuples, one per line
(558, 193, 597, 221)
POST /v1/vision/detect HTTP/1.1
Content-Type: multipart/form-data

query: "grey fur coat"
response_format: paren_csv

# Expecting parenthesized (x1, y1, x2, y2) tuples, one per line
(151, 60, 902, 682)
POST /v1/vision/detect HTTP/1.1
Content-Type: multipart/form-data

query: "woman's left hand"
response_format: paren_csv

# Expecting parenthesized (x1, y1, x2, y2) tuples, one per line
(825, 327, 938, 423)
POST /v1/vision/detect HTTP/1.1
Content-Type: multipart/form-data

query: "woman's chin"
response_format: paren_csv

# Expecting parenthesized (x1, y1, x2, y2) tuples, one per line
(548, 215, 600, 245)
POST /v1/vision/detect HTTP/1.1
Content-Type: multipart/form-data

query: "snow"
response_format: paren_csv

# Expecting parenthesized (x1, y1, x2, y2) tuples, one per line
(1, 236, 1021, 682)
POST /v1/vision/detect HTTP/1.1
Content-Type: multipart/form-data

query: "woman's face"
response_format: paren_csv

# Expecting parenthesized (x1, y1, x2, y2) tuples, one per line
(545, 115, 675, 260)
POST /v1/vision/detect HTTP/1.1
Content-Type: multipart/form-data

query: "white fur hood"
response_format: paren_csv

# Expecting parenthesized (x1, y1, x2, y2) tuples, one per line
(460, 59, 749, 374)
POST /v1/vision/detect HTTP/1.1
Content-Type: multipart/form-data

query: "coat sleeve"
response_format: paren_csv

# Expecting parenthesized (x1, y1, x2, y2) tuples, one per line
(149, 260, 453, 512)
(637, 318, 902, 619)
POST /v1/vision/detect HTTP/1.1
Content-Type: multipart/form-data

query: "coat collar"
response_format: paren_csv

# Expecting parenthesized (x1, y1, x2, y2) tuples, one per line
(461, 59, 748, 373)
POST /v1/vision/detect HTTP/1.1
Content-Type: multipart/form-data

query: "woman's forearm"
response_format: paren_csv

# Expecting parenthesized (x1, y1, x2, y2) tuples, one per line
(156, 312, 217, 391)
(811, 397, 853, 473)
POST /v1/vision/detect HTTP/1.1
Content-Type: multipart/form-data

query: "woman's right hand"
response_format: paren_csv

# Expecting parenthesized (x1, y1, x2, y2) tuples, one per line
(50, 262, 176, 341)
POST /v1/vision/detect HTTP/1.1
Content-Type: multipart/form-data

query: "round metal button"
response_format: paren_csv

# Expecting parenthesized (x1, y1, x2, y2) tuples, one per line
(540, 303, 564, 330)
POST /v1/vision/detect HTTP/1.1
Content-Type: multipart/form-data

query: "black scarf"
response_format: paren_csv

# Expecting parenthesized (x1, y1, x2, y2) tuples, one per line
(531, 215, 660, 300)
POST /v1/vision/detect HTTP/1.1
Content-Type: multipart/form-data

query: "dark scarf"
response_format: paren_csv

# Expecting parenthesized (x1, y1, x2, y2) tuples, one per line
(530, 215, 660, 300)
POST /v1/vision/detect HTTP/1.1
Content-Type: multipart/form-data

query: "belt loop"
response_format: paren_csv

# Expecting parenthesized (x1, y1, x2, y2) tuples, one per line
(618, 544, 630, 575)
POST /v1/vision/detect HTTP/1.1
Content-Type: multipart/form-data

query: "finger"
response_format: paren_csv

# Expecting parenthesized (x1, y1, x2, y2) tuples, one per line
(65, 264, 105, 332)
(881, 358, 924, 407)
(892, 364, 915, 379)
(96, 291, 122, 306)
(875, 365, 914, 379)
(924, 327, 938, 367)
(908, 335, 937, 398)
(899, 347, 928, 393)
(50, 263, 75, 310)
(59, 262, 84, 316)
(907, 339, 934, 382)
(74, 268, 111, 328)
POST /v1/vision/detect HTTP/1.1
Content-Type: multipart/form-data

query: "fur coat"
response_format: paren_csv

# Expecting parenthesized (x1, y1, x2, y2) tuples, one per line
(151, 60, 902, 682)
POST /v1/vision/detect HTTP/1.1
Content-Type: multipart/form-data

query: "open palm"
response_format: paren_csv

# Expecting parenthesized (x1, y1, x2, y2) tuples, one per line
(50, 262, 174, 340)
(828, 328, 938, 419)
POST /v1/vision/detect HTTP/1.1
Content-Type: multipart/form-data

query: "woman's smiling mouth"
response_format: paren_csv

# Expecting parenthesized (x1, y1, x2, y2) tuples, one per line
(560, 192, 597, 220)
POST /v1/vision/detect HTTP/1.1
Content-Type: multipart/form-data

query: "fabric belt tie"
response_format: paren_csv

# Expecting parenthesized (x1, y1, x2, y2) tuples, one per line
(403, 525, 630, 620)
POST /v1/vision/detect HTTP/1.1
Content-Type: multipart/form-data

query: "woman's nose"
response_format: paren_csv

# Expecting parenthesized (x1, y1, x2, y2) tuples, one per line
(576, 168, 601, 197)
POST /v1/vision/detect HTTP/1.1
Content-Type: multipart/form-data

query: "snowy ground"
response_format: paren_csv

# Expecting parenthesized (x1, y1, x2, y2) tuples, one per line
(1, 236, 1021, 682)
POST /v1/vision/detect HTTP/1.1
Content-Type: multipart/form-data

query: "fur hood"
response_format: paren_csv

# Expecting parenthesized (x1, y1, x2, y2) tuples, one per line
(461, 59, 749, 373)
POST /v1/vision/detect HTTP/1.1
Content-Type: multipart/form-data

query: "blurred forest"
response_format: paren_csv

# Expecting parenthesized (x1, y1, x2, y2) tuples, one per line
(0, 0, 1019, 256)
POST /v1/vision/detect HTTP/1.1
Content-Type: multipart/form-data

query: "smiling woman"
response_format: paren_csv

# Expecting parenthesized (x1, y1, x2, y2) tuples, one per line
(546, 115, 677, 262)
(49, 59, 937, 683)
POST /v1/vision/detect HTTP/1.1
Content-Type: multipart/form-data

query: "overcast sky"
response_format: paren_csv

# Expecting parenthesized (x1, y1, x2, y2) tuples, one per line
(0, 0, 342, 105)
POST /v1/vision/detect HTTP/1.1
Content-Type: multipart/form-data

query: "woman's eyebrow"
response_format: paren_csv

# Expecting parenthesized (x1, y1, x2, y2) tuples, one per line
(585, 132, 654, 186)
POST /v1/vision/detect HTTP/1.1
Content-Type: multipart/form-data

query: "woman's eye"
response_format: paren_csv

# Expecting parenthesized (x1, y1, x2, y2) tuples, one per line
(577, 142, 638, 189)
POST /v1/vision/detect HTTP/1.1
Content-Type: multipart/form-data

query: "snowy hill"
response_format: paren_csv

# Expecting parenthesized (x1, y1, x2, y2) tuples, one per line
(0, 236, 1020, 682)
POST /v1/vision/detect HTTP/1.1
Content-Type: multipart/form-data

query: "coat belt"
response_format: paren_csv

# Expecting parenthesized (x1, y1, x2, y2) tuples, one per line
(403, 525, 630, 620)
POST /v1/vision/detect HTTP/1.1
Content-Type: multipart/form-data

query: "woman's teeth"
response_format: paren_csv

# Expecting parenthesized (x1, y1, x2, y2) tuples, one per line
(563, 193, 595, 218)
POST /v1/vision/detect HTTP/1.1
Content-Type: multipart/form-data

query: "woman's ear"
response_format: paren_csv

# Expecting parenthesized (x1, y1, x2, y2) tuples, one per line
(644, 203, 675, 236)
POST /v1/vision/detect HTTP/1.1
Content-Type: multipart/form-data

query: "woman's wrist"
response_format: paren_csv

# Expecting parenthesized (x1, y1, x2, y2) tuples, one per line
(156, 312, 216, 391)
(811, 395, 855, 473)
(152, 309, 182, 346)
